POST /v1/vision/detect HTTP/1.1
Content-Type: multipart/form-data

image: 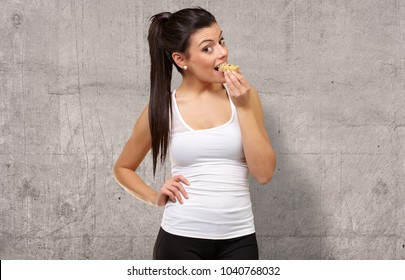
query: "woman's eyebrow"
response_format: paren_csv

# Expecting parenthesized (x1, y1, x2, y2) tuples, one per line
(198, 31, 223, 46)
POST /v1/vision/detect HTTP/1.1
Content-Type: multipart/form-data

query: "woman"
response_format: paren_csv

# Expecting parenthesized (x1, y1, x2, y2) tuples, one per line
(112, 7, 276, 260)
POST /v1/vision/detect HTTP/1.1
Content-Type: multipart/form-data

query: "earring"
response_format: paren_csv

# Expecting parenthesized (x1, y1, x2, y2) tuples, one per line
(183, 65, 188, 70)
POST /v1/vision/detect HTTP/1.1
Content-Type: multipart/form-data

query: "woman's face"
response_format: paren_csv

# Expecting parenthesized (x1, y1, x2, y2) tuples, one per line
(180, 23, 229, 83)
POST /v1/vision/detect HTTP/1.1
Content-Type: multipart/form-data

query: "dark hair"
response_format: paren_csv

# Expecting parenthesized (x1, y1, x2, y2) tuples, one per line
(147, 7, 216, 175)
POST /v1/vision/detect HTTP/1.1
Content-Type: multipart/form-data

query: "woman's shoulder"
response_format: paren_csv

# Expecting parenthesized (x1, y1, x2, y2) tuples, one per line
(131, 104, 150, 135)
(139, 103, 149, 119)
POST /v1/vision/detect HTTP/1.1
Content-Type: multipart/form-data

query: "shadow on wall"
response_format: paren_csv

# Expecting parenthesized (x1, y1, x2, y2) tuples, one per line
(251, 91, 403, 260)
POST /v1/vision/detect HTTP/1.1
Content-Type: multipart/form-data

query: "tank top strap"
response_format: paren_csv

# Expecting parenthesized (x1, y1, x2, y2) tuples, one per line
(171, 85, 237, 134)
(223, 84, 238, 123)
(171, 89, 190, 134)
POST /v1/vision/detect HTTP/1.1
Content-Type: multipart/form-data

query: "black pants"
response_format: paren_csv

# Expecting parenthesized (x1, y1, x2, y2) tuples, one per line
(153, 227, 259, 260)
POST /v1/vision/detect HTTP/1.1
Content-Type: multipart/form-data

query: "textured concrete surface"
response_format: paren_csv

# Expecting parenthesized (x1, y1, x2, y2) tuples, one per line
(0, 0, 404, 259)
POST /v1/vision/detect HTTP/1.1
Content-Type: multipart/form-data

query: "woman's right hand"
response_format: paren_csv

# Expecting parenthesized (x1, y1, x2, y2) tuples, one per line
(154, 175, 190, 207)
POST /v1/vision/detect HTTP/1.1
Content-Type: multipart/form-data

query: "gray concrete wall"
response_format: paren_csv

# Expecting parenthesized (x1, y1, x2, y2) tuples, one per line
(0, 0, 404, 259)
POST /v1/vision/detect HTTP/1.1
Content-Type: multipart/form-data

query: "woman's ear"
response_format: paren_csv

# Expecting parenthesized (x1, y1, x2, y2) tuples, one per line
(172, 52, 186, 69)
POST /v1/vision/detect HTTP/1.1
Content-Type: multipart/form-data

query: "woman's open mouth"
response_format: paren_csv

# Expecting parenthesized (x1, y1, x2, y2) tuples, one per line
(214, 63, 227, 71)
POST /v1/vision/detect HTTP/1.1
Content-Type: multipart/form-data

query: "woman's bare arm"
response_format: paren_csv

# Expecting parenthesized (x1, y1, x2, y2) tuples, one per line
(112, 105, 189, 206)
(225, 71, 277, 184)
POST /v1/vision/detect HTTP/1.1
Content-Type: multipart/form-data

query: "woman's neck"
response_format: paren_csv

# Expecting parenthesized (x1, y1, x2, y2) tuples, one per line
(177, 75, 223, 96)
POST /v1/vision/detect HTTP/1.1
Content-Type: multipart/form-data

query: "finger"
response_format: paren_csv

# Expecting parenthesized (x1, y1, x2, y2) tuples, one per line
(175, 175, 190, 186)
(232, 71, 250, 89)
(225, 72, 242, 96)
(228, 71, 249, 93)
(227, 71, 243, 86)
(169, 185, 184, 204)
(173, 181, 189, 199)
(227, 71, 250, 95)
(166, 183, 185, 204)
(162, 189, 176, 203)
(172, 176, 190, 199)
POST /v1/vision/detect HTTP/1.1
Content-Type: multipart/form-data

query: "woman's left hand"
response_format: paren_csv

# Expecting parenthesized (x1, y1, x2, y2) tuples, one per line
(224, 71, 252, 108)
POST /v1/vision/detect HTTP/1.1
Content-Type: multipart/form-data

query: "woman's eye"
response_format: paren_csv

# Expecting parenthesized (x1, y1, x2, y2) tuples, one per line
(203, 38, 225, 53)
(203, 46, 213, 53)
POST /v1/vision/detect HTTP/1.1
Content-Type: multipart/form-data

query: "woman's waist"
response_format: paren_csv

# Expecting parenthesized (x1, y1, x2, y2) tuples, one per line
(165, 188, 252, 210)
(172, 163, 249, 185)
(162, 188, 255, 239)
(179, 179, 250, 194)
(164, 197, 253, 220)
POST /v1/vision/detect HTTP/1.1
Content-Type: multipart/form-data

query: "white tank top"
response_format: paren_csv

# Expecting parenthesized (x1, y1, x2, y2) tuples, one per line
(161, 85, 255, 239)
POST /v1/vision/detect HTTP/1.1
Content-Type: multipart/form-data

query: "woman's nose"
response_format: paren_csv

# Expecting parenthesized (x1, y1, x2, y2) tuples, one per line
(218, 44, 228, 58)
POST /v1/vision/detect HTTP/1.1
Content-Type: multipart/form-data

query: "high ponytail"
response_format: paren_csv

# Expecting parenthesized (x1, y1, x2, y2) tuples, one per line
(147, 7, 217, 175)
(148, 12, 173, 176)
